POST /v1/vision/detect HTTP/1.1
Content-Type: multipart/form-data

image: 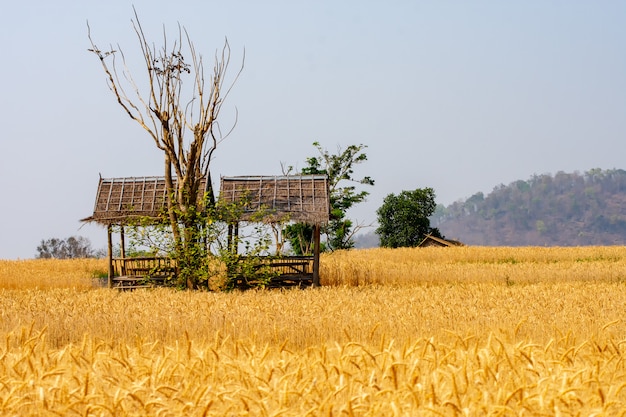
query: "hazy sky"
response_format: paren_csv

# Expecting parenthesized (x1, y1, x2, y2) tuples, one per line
(1, 1, 624, 259)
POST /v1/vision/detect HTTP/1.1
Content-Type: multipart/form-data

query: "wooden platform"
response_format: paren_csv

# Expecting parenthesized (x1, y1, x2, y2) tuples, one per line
(110, 256, 315, 290)
(111, 257, 176, 290)
(232, 256, 314, 289)
(233, 272, 313, 289)
(112, 275, 170, 290)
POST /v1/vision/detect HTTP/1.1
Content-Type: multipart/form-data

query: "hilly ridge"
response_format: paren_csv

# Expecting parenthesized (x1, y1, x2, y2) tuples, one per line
(431, 168, 626, 246)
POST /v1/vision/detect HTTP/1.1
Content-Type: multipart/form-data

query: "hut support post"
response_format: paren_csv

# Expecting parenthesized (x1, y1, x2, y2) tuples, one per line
(312, 223, 321, 287)
(227, 224, 233, 254)
(107, 225, 113, 288)
(119, 226, 126, 275)
(227, 222, 239, 255)
(120, 226, 126, 258)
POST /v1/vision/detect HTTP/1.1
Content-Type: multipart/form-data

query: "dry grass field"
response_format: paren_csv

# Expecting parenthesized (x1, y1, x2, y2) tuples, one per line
(1, 247, 625, 415)
(0, 258, 105, 290)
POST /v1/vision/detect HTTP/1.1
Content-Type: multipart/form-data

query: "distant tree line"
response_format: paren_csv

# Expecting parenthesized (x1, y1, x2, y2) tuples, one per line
(36, 236, 100, 259)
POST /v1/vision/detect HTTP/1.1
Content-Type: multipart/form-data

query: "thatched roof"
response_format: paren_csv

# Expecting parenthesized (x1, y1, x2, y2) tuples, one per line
(219, 175, 330, 224)
(81, 176, 208, 226)
(82, 174, 331, 226)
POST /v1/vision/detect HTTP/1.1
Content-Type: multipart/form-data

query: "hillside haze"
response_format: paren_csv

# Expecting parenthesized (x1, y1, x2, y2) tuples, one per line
(431, 169, 626, 246)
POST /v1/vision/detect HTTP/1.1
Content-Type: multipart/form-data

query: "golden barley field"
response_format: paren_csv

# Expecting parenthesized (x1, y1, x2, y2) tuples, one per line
(1, 247, 625, 416)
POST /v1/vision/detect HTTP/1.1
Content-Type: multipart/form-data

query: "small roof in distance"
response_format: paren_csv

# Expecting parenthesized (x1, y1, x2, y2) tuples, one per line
(418, 234, 465, 248)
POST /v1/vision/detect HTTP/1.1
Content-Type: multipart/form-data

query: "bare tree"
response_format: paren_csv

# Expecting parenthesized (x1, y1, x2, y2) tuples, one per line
(87, 10, 243, 288)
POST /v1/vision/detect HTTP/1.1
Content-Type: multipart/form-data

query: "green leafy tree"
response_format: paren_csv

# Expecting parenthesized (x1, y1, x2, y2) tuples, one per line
(376, 188, 442, 248)
(286, 142, 374, 253)
(284, 223, 326, 256)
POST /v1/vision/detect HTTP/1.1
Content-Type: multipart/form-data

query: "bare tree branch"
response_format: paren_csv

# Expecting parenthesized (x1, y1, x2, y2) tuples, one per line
(88, 11, 243, 288)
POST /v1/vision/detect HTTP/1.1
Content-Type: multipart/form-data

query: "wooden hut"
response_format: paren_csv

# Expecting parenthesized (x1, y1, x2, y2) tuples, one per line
(82, 174, 330, 288)
(81, 175, 209, 288)
(219, 175, 331, 286)
(418, 233, 465, 248)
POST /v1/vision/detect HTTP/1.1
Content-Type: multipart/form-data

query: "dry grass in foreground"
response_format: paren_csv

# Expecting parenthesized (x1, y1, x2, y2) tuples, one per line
(0, 247, 625, 415)
(2, 323, 624, 416)
(1, 284, 625, 349)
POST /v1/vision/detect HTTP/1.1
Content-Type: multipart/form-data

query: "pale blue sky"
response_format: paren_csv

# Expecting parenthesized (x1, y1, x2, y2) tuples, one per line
(1, 1, 624, 258)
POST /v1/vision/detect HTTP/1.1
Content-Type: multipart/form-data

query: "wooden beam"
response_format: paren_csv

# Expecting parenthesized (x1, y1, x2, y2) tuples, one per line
(312, 223, 321, 287)
(120, 226, 126, 275)
(227, 224, 233, 253)
(107, 225, 113, 288)
(120, 226, 126, 258)
(227, 222, 240, 255)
